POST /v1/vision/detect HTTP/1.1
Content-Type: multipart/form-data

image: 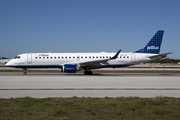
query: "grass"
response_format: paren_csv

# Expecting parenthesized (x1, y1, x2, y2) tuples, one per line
(0, 97, 180, 120)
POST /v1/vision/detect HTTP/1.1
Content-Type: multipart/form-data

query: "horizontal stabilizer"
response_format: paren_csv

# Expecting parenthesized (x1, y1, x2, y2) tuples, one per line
(148, 52, 173, 59)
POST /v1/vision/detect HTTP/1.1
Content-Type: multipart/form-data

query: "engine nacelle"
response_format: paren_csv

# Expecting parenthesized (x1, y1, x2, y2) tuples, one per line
(61, 64, 79, 73)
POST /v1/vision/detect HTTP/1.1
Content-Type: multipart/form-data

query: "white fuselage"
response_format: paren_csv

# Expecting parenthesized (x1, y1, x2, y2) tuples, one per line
(6, 52, 157, 69)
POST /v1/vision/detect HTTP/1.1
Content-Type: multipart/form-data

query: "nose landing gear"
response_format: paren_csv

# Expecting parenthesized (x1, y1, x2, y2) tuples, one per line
(22, 68, 27, 75)
(23, 71, 27, 75)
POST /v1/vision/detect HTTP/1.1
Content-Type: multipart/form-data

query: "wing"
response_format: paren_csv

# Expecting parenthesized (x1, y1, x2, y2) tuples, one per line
(61, 50, 121, 69)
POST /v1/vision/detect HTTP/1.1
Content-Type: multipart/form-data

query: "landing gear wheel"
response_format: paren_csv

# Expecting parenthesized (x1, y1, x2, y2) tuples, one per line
(23, 72, 27, 75)
(84, 71, 93, 75)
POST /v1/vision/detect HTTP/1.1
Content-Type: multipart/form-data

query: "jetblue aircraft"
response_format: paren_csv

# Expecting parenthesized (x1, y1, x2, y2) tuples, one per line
(6, 30, 172, 75)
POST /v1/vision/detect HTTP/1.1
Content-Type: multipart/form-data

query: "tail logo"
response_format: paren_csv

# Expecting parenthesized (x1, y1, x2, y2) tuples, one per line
(147, 46, 159, 50)
(134, 30, 164, 54)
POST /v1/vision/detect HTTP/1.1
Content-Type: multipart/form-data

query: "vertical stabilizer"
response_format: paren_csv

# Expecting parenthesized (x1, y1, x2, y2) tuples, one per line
(134, 30, 164, 54)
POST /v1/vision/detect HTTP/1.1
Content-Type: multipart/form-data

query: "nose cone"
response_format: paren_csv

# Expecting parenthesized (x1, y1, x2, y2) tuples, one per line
(5, 61, 11, 66)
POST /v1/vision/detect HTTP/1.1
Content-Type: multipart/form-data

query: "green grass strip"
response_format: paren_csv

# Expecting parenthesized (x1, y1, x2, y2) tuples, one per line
(0, 97, 180, 120)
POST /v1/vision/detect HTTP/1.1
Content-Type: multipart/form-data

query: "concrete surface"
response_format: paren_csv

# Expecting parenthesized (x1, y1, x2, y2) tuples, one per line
(0, 72, 180, 98)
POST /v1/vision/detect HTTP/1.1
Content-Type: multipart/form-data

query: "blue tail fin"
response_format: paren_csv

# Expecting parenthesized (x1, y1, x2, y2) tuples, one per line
(134, 30, 164, 54)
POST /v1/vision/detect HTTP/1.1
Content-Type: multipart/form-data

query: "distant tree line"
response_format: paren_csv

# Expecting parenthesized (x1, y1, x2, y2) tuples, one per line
(0, 57, 10, 59)
(151, 58, 180, 63)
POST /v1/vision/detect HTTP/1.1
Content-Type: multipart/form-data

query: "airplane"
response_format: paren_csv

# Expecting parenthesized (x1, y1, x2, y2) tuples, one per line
(6, 30, 172, 75)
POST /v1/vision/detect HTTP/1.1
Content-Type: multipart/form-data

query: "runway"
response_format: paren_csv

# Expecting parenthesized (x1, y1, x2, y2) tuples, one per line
(1, 67, 180, 71)
(0, 72, 180, 98)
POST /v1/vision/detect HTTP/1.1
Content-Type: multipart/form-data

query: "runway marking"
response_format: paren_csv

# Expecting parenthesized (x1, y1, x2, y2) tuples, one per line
(1, 88, 180, 90)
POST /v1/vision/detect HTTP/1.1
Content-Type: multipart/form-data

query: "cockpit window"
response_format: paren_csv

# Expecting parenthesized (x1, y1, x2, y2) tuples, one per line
(14, 56, 21, 59)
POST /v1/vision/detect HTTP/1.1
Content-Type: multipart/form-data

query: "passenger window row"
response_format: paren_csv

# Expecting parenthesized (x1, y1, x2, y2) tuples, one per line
(120, 56, 129, 58)
(35, 56, 129, 59)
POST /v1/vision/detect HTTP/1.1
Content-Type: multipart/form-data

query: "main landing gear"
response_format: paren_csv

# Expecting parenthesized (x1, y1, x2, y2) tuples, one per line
(22, 68, 27, 75)
(84, 70, 93, 75)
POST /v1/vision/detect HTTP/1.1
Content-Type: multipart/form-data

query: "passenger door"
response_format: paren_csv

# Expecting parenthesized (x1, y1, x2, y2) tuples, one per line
(131, 53, 135, 63)
(27, 54, 32, 63)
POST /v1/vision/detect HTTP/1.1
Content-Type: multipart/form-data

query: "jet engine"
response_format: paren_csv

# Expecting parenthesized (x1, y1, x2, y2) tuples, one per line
(61, 64, 79, 73)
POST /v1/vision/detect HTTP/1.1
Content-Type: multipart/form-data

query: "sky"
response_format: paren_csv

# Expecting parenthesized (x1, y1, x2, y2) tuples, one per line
(0, 0, 180, 59)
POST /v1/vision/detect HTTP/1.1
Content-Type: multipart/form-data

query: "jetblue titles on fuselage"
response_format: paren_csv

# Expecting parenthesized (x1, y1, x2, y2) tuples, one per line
(38, 54, 49, 57)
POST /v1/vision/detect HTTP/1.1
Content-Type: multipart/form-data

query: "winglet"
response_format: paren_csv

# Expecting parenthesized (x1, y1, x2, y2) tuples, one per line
(111, 50, 121, 59)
